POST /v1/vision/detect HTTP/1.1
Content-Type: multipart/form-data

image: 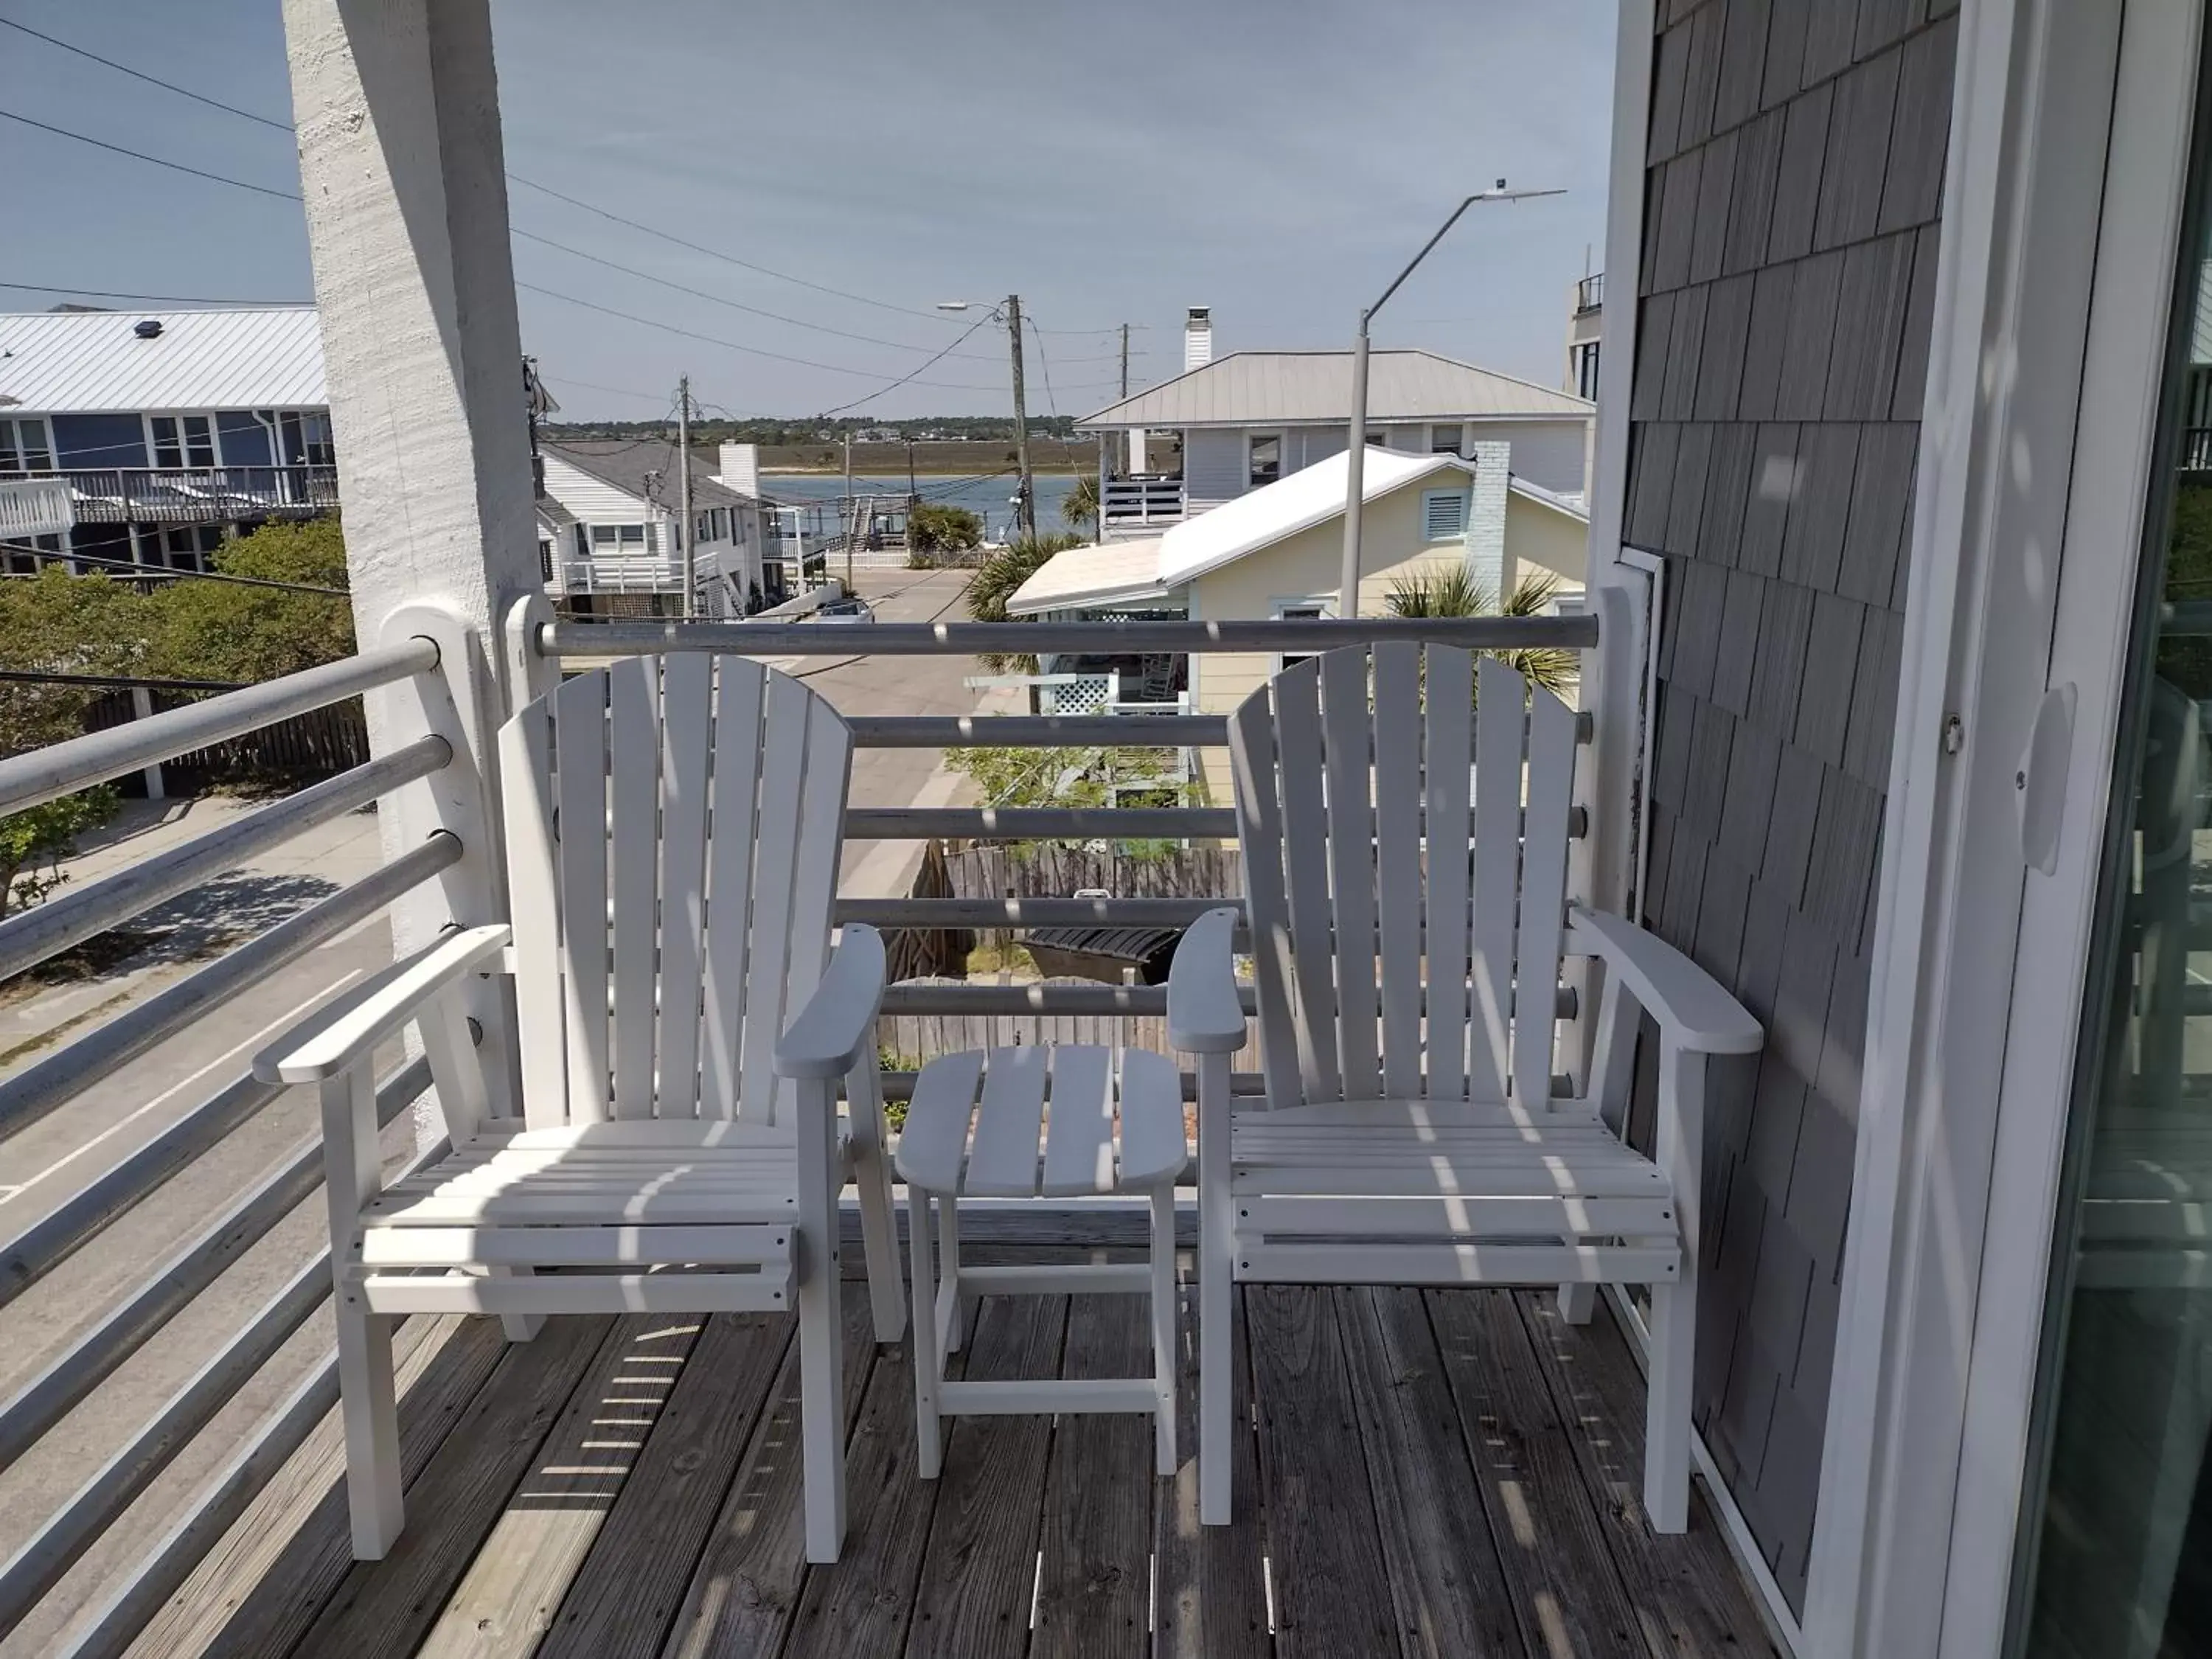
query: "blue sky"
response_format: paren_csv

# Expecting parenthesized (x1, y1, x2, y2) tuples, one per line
(1, 0, 1618, 422)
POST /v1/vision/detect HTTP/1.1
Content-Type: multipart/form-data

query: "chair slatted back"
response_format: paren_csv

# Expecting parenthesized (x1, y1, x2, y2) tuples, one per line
(498, 655, 853, 1128)
(1228, 644, 1577, 1108)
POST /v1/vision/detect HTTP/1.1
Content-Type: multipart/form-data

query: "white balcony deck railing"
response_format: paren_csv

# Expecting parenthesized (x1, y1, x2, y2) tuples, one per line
(52, 466, 342, 524)
(1100, 476, 1186, 528)
(0, 478, 74, 540)
(554, 547, 725, 596)
(0, 607, 1601, 1651)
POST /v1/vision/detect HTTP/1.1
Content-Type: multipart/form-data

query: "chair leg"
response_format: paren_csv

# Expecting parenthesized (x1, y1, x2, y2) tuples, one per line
(1197, 1055, 1233, 1526)
(936, 1194, 964, 1355)
(335, 1293, 403, 1558)
(796, 1078, 847, 1565)
(1557, 1281, 1596, 1324)
(1150, 1184, 1177, 1478)
(1645, 1275, 1694, 1534)
(490, 1267, 543, 1342)
(908, 1185, 943, 1479)
(853, 1134, 906, 1343)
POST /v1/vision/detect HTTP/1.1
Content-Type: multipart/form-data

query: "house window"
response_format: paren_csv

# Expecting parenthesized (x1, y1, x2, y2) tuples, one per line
(1273, 598, 1333, 674)
(269, 409, 334, 466)
(4, 532, 61, 574)
(1571, 339, 1601, 401)
(147, 414, 217, 470)
(1422, 488, 1470, 541)
(1430, 425, 1464, 454)
(1366, 428, 1394, 448)
(591, 524, 648, 553)
(1248, 434, 1281, 489)
(0, 417, 53, 473)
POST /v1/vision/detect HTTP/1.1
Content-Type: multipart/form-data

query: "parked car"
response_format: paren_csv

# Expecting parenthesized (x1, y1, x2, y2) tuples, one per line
(808, 596, 875, 624)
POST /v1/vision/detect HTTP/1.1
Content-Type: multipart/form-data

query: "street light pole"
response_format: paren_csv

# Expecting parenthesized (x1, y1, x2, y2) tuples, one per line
(1338, 180, 1565, 613)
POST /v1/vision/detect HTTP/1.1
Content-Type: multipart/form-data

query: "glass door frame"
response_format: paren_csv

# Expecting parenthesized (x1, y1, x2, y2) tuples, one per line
(1801, 2, 2208, 1655)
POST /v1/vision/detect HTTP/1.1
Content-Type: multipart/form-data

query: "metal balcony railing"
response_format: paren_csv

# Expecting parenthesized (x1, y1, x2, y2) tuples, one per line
(1576, 271, 1605, 314)
(0, 606, 1603, 1650)
(1099, 476, 1186, 529)
(49, 466, 342, 524)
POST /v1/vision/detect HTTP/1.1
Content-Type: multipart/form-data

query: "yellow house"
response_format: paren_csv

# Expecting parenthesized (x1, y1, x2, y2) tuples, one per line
(1009, 442, 1589, 800)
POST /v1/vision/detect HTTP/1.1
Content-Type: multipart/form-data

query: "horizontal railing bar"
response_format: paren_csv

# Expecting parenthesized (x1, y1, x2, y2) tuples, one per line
(846, 709, 1597, 748)
(0, 1054, 431, 1469)
(540, 614, 1599, 659)
(847, 715, 1227, 748)
(846, 805, 1587, 842)
(0, 639, 439, 818)
(881, 1070, 1267, 1103)
(0, 1133, 451, 1636)
(0, 830, 459, 1147)
(847, 807, 1234, 841)
(841, 897, 1236, 928)
(877, 980, 1576, 1020)
(0, 737, 451, 984)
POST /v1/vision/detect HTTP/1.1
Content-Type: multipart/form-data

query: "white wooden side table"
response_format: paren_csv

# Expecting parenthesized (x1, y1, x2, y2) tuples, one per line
(894, 1045, 1189, 1479)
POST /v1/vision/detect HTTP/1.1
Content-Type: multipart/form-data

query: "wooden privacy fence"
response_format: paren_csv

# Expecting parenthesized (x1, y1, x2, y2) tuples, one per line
(938, 843, 1243, 905)
(874, 977, 1181, 1067)
(84, 689, 370, 793)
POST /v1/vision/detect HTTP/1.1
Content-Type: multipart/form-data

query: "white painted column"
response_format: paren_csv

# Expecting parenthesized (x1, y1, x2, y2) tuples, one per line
(1464, 439, 1512, 599)
(282, 0, 542, 1143)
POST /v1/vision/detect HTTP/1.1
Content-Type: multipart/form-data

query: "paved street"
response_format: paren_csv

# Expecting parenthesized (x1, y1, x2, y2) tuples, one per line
(0, 564, 984, 1651)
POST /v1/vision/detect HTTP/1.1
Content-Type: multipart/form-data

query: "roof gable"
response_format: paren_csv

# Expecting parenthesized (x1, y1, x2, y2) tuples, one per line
(1078, 349, 1593, 430)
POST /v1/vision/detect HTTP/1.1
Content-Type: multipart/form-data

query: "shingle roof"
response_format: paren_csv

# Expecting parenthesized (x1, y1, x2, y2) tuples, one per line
(0, 307, 325, 413)
(540, 439, 757, 508)
(1078, 349, 1593, 430)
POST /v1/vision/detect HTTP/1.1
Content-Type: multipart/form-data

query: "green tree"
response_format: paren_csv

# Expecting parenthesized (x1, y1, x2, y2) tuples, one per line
(961, 531, 1084, 670)
(907, 503, 984, 564)
(145, 518, 355, 684)
(1061, 473, 1099, 531)
(1383, 566, 1579, 698)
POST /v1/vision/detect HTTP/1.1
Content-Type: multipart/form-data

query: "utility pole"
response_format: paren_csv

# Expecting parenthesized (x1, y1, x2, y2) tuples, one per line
(1006, 293, 1035, 540)
(843, 428, 855, 592)
(1119, 322, 1130, 399)
(676, 374, 695, 619)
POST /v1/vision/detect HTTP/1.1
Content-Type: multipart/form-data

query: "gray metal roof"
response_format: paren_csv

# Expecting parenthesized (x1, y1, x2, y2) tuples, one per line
(541, 439, 758, 508)
(0, 307, 325, 413)
(1078, 349, 1593, 430)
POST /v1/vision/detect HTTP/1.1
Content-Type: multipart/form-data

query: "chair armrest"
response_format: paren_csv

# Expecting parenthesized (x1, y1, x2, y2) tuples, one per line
(776, 925, 888, 1081)
(251, 925, 511, 1084)
(1567, 906, 1763, 1056)
(1169, 908, 1246, 1054)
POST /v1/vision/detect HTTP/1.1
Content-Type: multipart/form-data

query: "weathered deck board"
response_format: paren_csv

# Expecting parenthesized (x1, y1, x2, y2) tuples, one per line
(1427, 1290, 1649, 1658)
(902, 1292, 1069, 1659)
(292, 1317, 615, 1659)
(535, 1311, 792, 1659)
(1153, 1274, 1270, 1659)
(1029, 1294, 1153, 1659)
(776, 1328, 950, 1658)
(652, 1298, 875, 1659)
(418, 1315, 703, 1659)
(119, 1270, 1783, 1659)
(123, 1314, 504, 1659)
(1340, 1287, 1524, 1657)
(1244, 1284, 1401, 1657)
(1514, 1293, 1780, 1658)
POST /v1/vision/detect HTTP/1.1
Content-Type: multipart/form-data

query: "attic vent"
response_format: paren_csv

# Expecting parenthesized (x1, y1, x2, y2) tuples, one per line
(133, 319, 163, 339)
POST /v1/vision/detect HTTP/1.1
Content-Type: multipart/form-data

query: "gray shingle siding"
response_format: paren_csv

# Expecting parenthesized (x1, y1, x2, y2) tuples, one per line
(1627, 0, 1954, 1611)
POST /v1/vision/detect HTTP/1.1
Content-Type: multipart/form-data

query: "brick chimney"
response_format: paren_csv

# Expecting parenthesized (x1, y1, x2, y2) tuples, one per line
(1183, 307, 1214, 372)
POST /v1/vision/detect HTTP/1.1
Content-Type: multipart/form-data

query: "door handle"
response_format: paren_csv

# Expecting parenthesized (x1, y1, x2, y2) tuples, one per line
(2017, 682, 2076, 875)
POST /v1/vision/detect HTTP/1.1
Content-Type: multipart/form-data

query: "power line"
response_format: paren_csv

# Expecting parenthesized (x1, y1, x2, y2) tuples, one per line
(509, 228, 999, 361)
(0, 109, 301, 202)
(814, 310, 1005, 419)
(0, 18, 293, 131)
(0, 543, 349, 594)
(0, 279, 310, 306)
(1024, 317, 1059, 419)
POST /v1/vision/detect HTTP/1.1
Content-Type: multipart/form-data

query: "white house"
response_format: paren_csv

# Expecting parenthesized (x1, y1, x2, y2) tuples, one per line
(1078, 307, 1596, 538)
(0, 305, 338, 576)
(536, 438, 769, 617)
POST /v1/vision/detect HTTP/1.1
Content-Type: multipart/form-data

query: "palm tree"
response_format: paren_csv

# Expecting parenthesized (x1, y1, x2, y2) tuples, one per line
(962, 531, 1085, 671)
(1061, 473, 1100, 532)
(1384, 566, 1578, 697)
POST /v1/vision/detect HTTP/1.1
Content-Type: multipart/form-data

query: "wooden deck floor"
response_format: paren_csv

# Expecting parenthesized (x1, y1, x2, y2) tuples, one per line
(123, 1253, 1781, 1659)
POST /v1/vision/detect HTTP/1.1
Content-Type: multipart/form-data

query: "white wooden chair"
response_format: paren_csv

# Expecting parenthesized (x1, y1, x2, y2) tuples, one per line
(1167, 644, 1764, 1532)
(252, 654, 904, 1567)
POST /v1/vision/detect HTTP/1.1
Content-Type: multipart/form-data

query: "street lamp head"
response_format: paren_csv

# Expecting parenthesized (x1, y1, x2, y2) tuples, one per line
(936, 302, 971, 311)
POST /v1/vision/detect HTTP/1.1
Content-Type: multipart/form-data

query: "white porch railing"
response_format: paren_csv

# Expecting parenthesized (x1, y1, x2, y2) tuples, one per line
(0, 606, 1609, 1652)
(554, 547, 724, 597)
(1100, 476, 1186, 531)
(0, 478, 74, 541)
